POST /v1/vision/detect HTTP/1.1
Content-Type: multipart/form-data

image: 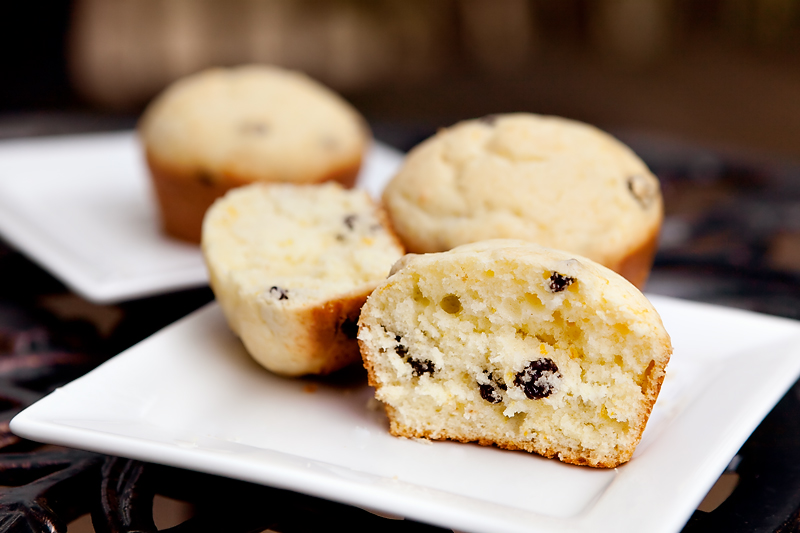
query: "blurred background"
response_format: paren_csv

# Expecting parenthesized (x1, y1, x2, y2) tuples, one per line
(2, 0, 800, 158)
(2, 0, 800, 307)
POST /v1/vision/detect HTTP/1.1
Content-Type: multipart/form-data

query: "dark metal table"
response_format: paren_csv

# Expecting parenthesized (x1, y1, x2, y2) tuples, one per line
(1, 118, 800, 532)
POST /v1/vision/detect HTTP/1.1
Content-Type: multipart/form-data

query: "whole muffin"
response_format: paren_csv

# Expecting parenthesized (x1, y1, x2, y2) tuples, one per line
(139, 65, 370, 243)
(358, 240, 672, 468)
(381, 113, 663, 288)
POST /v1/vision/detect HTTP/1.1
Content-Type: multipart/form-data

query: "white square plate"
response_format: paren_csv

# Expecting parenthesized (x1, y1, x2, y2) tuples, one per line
(0, 132, 403, 303)
(11, 295, 800, 533)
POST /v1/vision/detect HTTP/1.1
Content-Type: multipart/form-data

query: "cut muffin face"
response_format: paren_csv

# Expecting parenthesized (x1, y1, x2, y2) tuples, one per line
(381, 113, 663, 288)
(358, 240, 672, 468)
(203, 182, 404, 376)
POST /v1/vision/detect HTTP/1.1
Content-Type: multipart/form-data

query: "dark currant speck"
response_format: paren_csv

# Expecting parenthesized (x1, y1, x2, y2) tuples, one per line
(344, 214, 357, 230)
(269, 286, 289, 300)
(408, 357, 435, 377)
(479, 370, 506, 404)
(479, 383, 503, 404)
(395, 335, 408, 358)
(548, 272, 575, 293)
(394, 334, 434, 376)
(514, 358, 560, 399)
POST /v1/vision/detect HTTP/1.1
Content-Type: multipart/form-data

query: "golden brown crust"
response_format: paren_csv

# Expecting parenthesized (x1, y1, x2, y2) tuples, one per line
(146, 150, 362, 243)
(303, 287, 374, 375)
(147, 154, 243, 243)
(379, 383, 663, 469)
(635, 357, 668, 436)
(382, 404, 626, 468)
(609, 221, 662, 290)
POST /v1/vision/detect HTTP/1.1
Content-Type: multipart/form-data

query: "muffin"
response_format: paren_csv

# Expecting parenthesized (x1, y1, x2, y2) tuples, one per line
(358, 240, 672, 467)
(140, 65, 370, 242)
(381, 113, 663, 288)
(202, 182, 404, 376)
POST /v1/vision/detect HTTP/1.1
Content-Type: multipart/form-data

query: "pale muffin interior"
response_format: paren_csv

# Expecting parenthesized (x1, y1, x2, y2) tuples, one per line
(204, 182, 403, 304)
(359, 242, 670, 466)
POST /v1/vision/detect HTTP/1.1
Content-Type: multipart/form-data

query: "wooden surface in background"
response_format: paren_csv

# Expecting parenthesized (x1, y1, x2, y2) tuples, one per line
(66, 0, 800, 159)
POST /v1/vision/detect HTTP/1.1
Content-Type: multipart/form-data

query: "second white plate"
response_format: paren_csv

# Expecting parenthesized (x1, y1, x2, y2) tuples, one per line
(0, 132, 403, 303)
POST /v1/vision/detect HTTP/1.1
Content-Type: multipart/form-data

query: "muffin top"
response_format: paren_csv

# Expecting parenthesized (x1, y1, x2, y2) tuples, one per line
(139, 65, 369, 184)
(381, 113, 662, 270)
